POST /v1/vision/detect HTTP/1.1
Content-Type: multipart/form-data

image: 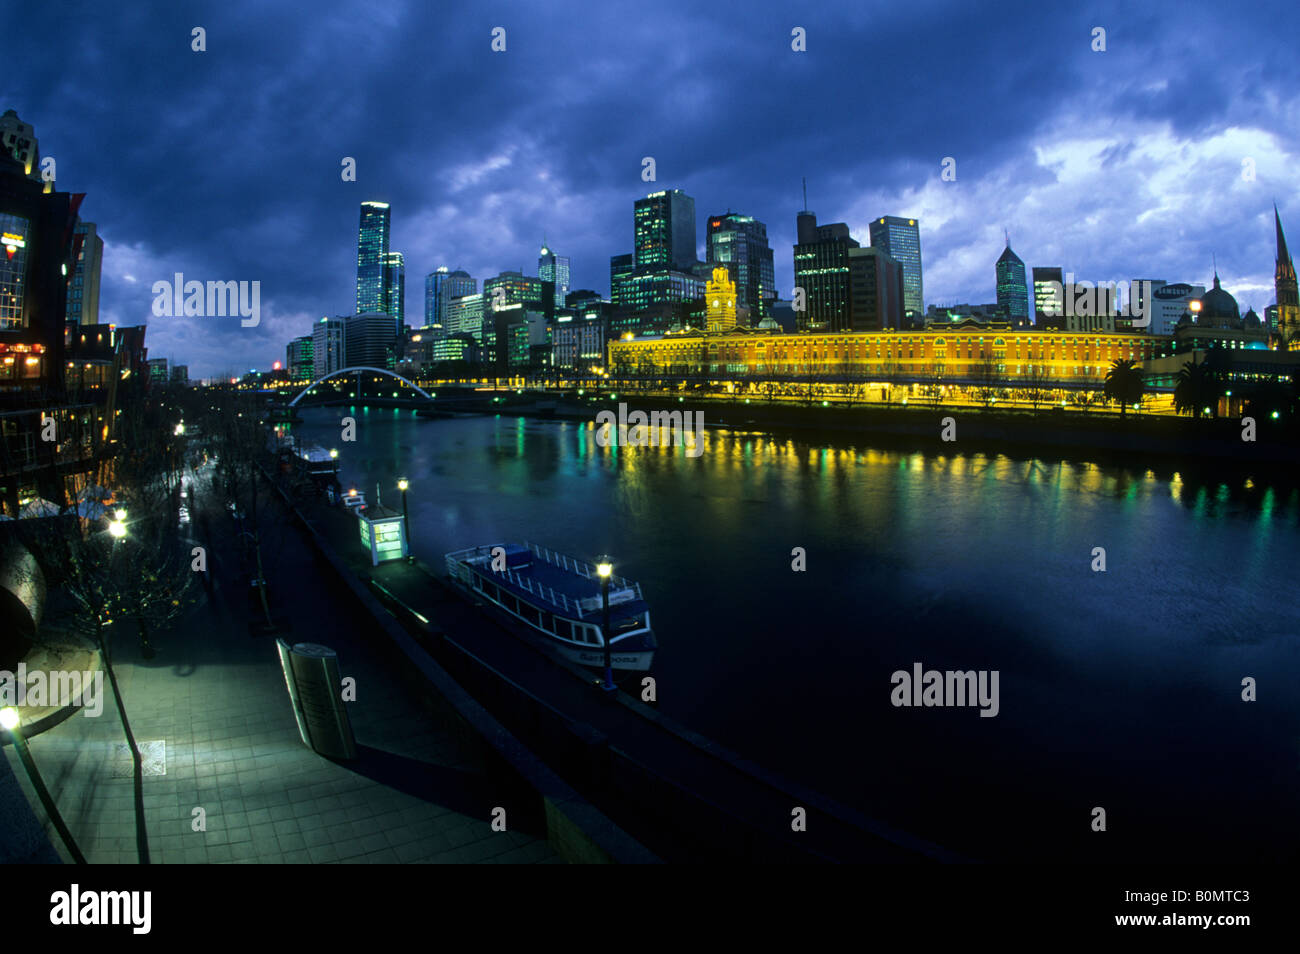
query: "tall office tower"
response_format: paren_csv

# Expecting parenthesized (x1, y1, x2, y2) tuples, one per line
(356, 201, 390, 314)
(427, 267, 476, 328)
(67, 221, 103, 326)
(446, 292, 486, 341)
(706, 213, 775, 324)
(383, 251, 405, 333)
(847, 246, 905, 330)
(995, 239, 1030, 327)
(483, 271, 544, 311)
(868, 216, 923, 321)
(538, 245, 570, 307)
(286, 335, 315, 382)
(312, 317, 347, 378)
(609, 253, 634, 305)
(793, 209, 859, 331)
(0, 109, 41, 181)
(1032, 266, 1064, 322)
(1275, 205, 1299, 349)
(634, 190, 697, 270)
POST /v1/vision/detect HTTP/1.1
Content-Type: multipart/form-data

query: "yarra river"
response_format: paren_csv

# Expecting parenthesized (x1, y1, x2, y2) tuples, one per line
(291, 406, 1300, 862)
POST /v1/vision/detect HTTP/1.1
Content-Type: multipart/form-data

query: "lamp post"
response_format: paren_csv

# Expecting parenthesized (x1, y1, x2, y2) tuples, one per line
(597, 558, 614, 692)
(397, 477, 411, 562)
(1, 707, 87, 863)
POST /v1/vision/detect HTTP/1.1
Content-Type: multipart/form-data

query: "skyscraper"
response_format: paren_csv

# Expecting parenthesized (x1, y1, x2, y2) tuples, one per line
(634, 190, 696, 271)
(848, 246, 905, 331)
(609, 253, 634, 305)
(794, 209, 858, 331)
(1275, 205, 1299, 349)
(312, 316, 347, 379)
(356, 201, 390, 314)
(67, 221, 103, 326)
(706, 213, 775, 324)
(383, 251, 404, 334)
(538, 245, 570, 307)
(1032, 266, 1064, 323)
(995, 239, 1030, 327)
(869, 216, 923, 321)
(426, 267, 476, 328)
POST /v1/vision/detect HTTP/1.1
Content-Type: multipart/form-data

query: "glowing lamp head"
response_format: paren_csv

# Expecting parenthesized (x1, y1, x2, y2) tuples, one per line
(596, 560, 613, 579)
(330, 449, 338, 459)
(109, 519, 126, 538)
(397, 478, 408, 492)
(0, 707, 18, 730)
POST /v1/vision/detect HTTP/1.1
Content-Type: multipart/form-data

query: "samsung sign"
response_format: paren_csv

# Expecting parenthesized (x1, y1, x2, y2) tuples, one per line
(1155, 283, 1195, 300)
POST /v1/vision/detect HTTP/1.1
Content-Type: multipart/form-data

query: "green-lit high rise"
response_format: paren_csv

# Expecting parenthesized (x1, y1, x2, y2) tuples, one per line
(706, 212, 774, 324)
(995, 239, 1030, 327)
(356, 201, 390, 314)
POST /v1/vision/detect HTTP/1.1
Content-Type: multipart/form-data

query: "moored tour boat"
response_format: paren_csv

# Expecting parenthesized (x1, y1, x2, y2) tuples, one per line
(444, 543, 656, 671)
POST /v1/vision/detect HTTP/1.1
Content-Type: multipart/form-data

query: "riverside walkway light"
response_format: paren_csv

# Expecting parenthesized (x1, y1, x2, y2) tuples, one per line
(1, 706, 87, 863)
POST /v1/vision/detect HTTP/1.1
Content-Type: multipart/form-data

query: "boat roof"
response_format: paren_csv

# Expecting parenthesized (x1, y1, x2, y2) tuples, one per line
(448, 543, 648, 621)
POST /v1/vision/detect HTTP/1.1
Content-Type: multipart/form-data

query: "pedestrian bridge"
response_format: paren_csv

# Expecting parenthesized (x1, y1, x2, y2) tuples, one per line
(288, 366, 433, 407)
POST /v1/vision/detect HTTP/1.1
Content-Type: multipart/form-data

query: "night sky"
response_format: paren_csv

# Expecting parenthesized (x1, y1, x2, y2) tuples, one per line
(10, 0, 1298, 377)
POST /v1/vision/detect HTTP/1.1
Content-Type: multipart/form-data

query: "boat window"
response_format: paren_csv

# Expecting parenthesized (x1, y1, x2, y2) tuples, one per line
(539, 611, 554, 633)
(480, 580, 498, 601)
(554, 618, 572, 639)
(518, 604, 540, 627)
(500, 593, 518, 614)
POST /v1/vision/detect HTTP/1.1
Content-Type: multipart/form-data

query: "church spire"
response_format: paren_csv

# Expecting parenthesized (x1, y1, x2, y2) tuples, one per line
(1277, 203, 1293, 268)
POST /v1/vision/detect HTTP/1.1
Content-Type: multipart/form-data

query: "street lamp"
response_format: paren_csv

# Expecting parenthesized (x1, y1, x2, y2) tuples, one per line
(1, 707, 87, 863)
(109, 509, 127, 538)
(596, 558, 615, 693)
(397, 477, 411, 562)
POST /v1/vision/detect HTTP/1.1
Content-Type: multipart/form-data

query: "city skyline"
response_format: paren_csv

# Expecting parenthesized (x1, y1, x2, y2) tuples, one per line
(6, 0, 1299, 377)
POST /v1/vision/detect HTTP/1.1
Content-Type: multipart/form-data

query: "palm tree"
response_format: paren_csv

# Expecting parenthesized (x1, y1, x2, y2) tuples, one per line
(1103, 358, 1145, 417)
(1173, 360, 1221, 418)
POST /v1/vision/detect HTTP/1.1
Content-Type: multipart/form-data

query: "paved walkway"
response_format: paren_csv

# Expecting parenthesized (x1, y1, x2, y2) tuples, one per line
(2, 463, 560, 864)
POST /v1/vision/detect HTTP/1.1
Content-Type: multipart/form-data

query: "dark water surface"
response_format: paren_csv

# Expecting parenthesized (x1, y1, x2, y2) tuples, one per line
(292, 407, 1300, 862)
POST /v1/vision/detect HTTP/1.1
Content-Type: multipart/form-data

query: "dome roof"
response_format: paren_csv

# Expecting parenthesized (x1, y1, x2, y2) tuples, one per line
(1243, 307, 1262, 329)
(1197, 274, 1240, 328)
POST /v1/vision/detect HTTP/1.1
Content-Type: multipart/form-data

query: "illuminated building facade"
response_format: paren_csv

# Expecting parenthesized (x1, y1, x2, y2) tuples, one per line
(794, 210, 858, 332)
(427, 268, 475, 330)
(608, 325, 1164, 387)
(705, 267, 739, 333)
(1032, 267, 1063, 324)
(312, 317, 347, 379)
(355, 201, 390, 314)
(634, 190, 696, 270)
(67, 221, 102, 326)
(869, 216, 923, 321)
(706, 213, 774, 323)
(286, 335, 314, 382)
(382, 251, 404, 334)
(552, 308, 607, 371)
(995, 240, 1030, 327)
(538, 245, 570, 306)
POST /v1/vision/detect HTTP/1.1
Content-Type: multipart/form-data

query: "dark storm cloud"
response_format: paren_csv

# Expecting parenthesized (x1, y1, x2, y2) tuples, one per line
(9, 0, 1299, 375)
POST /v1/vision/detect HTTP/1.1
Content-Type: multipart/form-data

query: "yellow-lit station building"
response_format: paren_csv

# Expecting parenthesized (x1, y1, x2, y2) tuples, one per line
(609, 321, 1164, 387)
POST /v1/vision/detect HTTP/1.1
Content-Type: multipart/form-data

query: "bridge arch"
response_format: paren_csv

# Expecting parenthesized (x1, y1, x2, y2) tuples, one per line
(288, 366, 433, 406)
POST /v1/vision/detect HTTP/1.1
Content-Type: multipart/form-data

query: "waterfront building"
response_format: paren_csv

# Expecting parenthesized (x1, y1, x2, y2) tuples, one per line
(608, 324, 1164, 389)
(869, 216, 923, 321)
(344, 312, 398, 369)
(552, 308, 608, 372)
(705, 266, 741, 333)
